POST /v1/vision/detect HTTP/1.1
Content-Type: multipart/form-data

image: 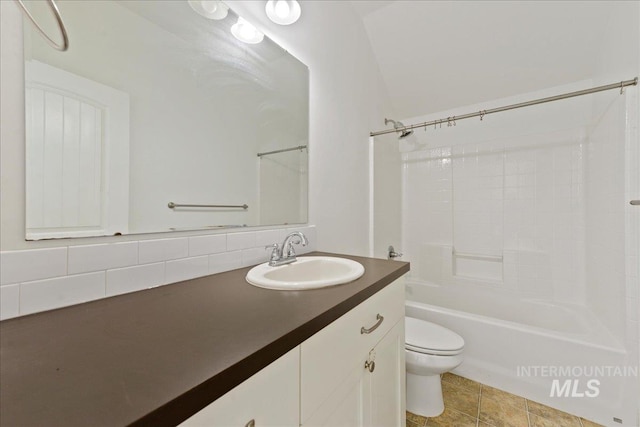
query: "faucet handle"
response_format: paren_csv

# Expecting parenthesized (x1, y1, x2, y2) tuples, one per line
(265, 244, 280, 261)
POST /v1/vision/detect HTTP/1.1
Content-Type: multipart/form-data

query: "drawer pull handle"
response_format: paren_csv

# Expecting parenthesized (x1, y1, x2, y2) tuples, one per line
(361, 314, 384, 334)
(245, 420, 255, 427)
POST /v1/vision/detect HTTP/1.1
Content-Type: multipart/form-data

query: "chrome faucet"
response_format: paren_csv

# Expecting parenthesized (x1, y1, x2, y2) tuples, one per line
(266, 232, 308, 266)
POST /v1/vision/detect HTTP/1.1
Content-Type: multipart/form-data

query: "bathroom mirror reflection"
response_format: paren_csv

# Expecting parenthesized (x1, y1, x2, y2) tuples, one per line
(22, 0, 309, 240)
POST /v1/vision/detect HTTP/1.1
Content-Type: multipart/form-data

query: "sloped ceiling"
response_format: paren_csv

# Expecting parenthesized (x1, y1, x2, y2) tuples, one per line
(352, 1, 615, 119)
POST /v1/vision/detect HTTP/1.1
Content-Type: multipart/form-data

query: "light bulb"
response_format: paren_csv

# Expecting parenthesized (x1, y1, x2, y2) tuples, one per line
(265, 0, 301, 25)
(201, 0, 217, 14)
(231, 17, 264, 44)
(275, 1, 290, 19)
(188, 0, 229, 20)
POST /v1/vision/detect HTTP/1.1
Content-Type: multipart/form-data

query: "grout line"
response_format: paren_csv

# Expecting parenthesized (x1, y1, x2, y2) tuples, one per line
(477, 383, 483, 426)
(525, 399, 532, 427)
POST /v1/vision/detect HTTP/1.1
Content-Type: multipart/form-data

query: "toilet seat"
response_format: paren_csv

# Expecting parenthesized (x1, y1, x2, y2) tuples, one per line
(405, 317, 464, 356)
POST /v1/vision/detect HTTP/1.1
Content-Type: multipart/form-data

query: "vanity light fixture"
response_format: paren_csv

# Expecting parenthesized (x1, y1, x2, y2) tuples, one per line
(265, 0, 301, 25)
(231, 17, 265, 44)
(188, 0, 229, 20)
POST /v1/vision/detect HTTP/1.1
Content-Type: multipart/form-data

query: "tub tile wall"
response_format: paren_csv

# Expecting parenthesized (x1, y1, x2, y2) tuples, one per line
(0, 225, 316, 320)
(402, 129, 586, 302)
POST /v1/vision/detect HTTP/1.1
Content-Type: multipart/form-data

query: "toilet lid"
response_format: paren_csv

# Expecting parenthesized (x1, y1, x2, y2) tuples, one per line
(405, 317, 464, 355)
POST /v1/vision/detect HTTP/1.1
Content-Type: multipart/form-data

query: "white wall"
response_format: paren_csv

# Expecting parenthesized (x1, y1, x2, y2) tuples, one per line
(372, 133, 402, 259)
(228, 1, 395, 256)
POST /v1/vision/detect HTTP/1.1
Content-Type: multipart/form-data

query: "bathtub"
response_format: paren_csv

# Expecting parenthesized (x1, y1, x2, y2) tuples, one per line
(405, 280, 637, 427)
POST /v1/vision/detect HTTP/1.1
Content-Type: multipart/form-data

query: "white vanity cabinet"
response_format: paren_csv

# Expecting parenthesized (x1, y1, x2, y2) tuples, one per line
(300, 278, 406, 426)
(179, 278, 405, 427)
(179, 347, 300, 427)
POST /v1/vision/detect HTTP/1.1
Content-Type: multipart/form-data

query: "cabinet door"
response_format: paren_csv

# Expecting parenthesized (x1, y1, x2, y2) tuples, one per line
(302, 320, 405, 427)
(179, 347, 299, 427)
(369, 320, 405, 427)
(300, 279, 405, 423)
(302, 353, 370, 427)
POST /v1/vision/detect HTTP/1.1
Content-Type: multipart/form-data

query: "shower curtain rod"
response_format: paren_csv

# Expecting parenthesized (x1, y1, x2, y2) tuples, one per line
(370, 77, 638, 137)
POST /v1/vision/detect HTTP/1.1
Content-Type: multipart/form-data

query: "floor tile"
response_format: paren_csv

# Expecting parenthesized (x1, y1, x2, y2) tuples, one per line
(426, 407, 478, 427)
(529, 412, 581, 427)
(407, 411, 428, 427)
(479, 395, 529, 427)
(580, 418, 604, 427)
(442, 381, 480, 418)
(482, 385, 527, 410)
(527, 400, 581, 426)
(441, 372, 482, 393)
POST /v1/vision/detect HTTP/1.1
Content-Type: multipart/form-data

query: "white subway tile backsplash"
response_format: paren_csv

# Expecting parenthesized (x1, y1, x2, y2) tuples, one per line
(106, 263, 165, 297)
(188, 235, 226, 257)
(0, 247, 67, 285)
(209, 251, 242, 274)
(241, 248, 270, 267)
(255, 229, 288, 247)
(139, 238, 188, 264)
(20, 272, 105, 316)
(165, 256, 209, 284)
(2, 225, 315, 319)
(226, 232, 256, 251)
(0, 284, 20, 320)
(68, 242, 138, 274)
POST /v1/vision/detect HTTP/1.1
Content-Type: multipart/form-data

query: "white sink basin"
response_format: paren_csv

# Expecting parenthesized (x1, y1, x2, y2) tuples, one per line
(246, 256, 365, 290)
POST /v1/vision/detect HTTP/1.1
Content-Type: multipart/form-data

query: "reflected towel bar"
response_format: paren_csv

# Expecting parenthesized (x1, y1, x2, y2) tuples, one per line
(257, 145, 307, 158)
(168, 202, 248, 210)
(453, 250, 503, 262)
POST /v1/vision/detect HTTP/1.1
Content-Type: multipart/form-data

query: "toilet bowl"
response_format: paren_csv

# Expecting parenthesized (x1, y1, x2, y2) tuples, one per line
(405, 317, 465, 417)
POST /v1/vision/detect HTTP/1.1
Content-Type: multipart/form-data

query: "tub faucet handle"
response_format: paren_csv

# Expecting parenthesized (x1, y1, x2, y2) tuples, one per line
(388, 245, 403, 260)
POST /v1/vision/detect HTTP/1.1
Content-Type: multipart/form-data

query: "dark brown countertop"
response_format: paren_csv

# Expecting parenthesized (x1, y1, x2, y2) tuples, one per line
(0, 252, 409, 427)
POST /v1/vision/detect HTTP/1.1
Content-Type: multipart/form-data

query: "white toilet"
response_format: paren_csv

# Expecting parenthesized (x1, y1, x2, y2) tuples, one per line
(405, 317, 465, 417)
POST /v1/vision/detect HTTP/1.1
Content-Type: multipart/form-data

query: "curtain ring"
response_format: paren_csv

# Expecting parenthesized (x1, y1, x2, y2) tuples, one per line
(15, 0, 69, 51)
(480, 110, 485, 121)
(620, 81, 624, 95)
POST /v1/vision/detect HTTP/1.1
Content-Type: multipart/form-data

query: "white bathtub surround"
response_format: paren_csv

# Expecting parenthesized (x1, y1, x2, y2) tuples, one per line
(0, 225, 316, 320)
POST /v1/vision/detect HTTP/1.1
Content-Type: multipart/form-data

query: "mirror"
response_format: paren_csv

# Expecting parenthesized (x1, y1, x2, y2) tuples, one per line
(22, 0, 309, 240)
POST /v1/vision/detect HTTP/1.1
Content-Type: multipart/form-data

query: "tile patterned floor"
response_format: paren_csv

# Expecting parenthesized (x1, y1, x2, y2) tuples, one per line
(406, 373, 604, 427)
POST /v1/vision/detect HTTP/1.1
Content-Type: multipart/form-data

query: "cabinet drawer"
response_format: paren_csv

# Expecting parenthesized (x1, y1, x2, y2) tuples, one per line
(300, 278, 405, 422)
